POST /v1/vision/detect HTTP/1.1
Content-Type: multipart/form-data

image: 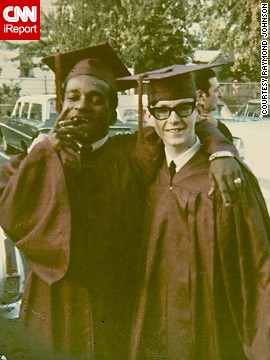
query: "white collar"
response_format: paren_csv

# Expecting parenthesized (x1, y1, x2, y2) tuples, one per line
(90, 135, 108, 151)
(77, 134, 108, 151)
(165, 136, 201, 172)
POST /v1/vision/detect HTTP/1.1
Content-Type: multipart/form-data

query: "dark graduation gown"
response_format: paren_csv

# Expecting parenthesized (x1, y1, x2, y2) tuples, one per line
(0, 129, 163, 359)
(0, 123, 237, 359)
(130, 150, 270, 360)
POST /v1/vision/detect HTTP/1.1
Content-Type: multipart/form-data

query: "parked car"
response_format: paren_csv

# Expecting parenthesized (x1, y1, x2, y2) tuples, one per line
(0, 95, 142, 152)
(213, 100, 235, 122)
(0, 227, 26, 319)
(235, 99, 270, 121)
(219, 99, 270, 180)
(0, 94, 57, 153)
(213, 100, 245, 159)
(108, 117, 134, 136)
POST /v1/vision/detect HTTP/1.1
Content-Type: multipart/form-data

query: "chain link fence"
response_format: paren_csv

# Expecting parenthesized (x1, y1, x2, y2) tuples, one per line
(0, 77, 261, 117)
(219, 82, 261, 114)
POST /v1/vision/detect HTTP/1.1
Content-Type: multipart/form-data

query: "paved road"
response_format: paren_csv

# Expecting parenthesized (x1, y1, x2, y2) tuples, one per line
(258, 177, 270, 212)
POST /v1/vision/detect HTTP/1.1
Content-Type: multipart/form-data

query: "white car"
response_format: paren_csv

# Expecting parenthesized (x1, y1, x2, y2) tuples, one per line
(221, 100, 270, 179)
(220, 99, 270, 211)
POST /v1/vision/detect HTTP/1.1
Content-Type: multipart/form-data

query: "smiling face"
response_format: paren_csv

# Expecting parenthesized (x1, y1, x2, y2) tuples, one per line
(62, 74, 116, 144)
(151, 98, 197, 156)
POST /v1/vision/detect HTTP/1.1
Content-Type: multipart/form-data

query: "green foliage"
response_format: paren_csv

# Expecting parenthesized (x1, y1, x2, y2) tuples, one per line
(191, 0, 261, 81)
(39, 0, 194, 73)
(0, 83, 21, 101)
(8, 0, 261, 81)
(0, 82, 21, 116)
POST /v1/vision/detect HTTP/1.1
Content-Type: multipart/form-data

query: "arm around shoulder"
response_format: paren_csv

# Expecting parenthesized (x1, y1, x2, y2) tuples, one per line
(195, 121, 238, 156)
(133, 126, 164, 182)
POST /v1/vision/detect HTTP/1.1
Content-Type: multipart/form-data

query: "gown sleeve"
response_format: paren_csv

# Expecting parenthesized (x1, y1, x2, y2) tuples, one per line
(0, 137, 71, 284)
(195, 121, 238, 156)
(124, 126, 164, 184)
(216, 169, 270, 359)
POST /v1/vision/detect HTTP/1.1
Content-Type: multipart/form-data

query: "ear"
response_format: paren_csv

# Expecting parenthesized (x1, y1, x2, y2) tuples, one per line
(196, 89, 206, 102)
(196, 101, 205, 116)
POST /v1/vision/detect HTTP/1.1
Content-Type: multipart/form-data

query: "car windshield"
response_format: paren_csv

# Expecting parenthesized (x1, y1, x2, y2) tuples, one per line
(240, 103, 261, 117)
(30, 103, 42, 122)
(122, 109, 138, 122)
(213, 102, 234, 120)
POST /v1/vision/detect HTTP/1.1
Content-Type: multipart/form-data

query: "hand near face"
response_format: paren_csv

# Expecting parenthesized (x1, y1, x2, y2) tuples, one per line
(47, 106, 81, 152)
(196, 110, 218, 127)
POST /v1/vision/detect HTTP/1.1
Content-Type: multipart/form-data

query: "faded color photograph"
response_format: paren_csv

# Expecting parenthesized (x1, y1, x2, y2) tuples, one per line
(0, 1, 269, 359)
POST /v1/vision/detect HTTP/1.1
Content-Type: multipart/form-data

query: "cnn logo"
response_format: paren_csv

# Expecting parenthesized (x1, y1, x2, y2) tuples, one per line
(0, 0, 40, 40)
(3, 6, 37, 22)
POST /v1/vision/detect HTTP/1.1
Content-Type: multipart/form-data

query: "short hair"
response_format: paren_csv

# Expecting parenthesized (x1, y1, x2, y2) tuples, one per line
(194, 68, 216, 96)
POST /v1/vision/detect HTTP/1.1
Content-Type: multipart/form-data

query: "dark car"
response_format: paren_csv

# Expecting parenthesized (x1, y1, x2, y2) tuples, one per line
(0, 95, 57, 153)
(0, 95, 141, 153)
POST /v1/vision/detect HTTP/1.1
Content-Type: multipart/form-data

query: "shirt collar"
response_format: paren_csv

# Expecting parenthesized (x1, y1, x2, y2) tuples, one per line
(165, 136, 201, 172)
(78, 134, 108, 151)
(91, 135, 108, 151)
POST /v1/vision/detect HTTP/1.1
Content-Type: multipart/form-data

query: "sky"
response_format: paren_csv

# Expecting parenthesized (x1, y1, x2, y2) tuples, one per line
(41, 0, 55, 13)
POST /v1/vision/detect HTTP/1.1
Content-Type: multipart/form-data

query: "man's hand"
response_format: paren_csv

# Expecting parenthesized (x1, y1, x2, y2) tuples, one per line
(47, 107, 80, 152)
(208, 157, 244, 207)
(196, 111, 218, 127)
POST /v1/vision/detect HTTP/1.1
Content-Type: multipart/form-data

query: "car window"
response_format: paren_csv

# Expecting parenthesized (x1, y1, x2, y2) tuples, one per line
(215, 103, 234, 120)
(237, 104, 247, 116)
(13, 102, 22, 117)
(30, 103, 42, 122)
(48, 98, 57, 121)
(122, 108, 147, 124)
(21, 102, 30, 119)
(123, 109, 138, 122)
(246, 104, 260, 118)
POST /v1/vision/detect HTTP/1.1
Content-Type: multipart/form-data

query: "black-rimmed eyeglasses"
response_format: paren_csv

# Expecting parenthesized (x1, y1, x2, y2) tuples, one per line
(148, 101, 196, 120)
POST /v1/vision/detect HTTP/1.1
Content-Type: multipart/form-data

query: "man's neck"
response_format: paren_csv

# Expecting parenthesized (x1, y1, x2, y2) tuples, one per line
(164, 137, 197, 158)
(164, 137, 201, 172)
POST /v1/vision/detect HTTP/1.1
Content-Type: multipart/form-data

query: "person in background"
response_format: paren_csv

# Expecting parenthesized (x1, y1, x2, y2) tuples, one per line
(0, 47, 242, 359)
(120, 67, 270, 360)
(195, 67, 233, 142)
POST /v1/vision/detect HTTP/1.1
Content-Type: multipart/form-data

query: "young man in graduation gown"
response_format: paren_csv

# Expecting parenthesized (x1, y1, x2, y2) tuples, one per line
(0, 45, 243, 359)
(124, 68, 270, 360)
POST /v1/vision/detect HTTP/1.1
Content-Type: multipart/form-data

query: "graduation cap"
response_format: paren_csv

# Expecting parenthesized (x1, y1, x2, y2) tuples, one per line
(42, 43, 131, 112)
(117, 62, 226, 137)
(118, 63, 226, 102)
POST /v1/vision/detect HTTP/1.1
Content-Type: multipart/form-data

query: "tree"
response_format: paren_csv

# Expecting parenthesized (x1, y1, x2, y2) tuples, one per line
(3, 41, 43, 77)
(39, 0, 195, 73)
(0, 82, 21, 116)
(188, 0, 261, 81)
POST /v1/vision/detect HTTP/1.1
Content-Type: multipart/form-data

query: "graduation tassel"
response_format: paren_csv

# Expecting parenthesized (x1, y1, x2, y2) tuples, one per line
(137, 75, 145, 142)
(54, 52, 63, 114)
